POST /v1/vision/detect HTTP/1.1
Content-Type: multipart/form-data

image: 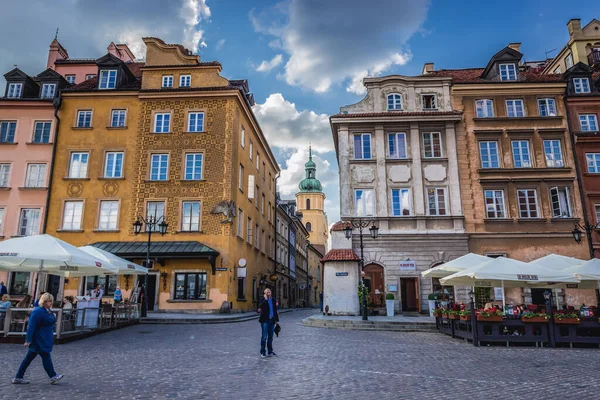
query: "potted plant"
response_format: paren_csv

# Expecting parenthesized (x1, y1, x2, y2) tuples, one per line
(476, 309, 503, 322)
(447, 310, 459, 320)
(427, 293, 437, 317)
(554, 312, 580, 324)
(385, 293, 395, 317)
(521, 312, 549, 323)
(459, 310, 471, 321)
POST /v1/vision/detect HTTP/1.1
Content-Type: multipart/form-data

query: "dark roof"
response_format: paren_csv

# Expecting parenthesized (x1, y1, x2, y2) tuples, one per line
(54, 59, 98, 64)
(426, 68, 563, 84)
(142, 62, 221, 69)
(64, 62, 144, 92)
(321, 249, 360, 262)
(92, 241, 218, 257)
(331, 111, 462, 118)
(139, 85, 242, 93)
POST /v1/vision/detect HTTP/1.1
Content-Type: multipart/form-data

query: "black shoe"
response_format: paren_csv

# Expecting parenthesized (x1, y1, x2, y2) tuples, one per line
(268, 352, 277, 356)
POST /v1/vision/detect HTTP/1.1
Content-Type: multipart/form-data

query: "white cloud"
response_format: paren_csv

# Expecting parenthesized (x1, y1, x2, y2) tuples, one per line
(180, 0, 211, 53)
(215, 39, 226, 51)
(252, 93, 333, 152)
(250, 0, 429, 93)
(256, 54, 283, 72)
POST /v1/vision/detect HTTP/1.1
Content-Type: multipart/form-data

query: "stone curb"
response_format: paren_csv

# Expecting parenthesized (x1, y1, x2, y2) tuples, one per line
(301, 317, 437, 332)
(140, 309, 296, 324)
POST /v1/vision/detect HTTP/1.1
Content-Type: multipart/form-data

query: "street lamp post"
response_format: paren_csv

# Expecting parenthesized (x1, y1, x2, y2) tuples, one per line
(344, 219, 379, 321)
(133, 215, 168, 317)
(571, 222, 600, 259)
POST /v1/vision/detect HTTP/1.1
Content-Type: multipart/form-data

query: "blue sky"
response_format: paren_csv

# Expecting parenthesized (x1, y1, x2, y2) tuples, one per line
(1, 1, 600, 227)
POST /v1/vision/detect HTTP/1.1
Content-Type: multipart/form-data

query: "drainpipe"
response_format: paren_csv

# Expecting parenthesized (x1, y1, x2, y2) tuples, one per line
(273, 171, 280, 303)
(42, 95, 62, 234)
(564, 95, 594, 258)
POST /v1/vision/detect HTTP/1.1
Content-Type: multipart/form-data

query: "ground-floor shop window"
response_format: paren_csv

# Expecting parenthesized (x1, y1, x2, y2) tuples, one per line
(431, 277, 453, 301)
(237, 277, 246, 300)
(10, 272, 30, 295)
(84, 275, 117, 296)
(174, 272, 207, 300)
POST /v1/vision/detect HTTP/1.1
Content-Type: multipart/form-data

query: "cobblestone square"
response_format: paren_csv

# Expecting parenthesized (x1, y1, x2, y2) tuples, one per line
(1, 310, 599, 399)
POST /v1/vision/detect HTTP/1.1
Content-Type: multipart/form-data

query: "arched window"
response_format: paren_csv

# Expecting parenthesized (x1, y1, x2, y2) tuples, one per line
(306, 199, 311, 210)
(306, 222, 312, 231)
(387, 94, 402, 110)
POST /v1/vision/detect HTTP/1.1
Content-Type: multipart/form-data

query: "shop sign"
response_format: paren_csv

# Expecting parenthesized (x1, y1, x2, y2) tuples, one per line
(387, 284, 398, 292)
(566, 284, 579, 289)
(216, 267, 227, 272)
(474, 280, 492, 287)
(336, 272, 349, 276)
(517, 274, 538, 281)
(494, 287, 504, 300)
(399, 260, 416, 271)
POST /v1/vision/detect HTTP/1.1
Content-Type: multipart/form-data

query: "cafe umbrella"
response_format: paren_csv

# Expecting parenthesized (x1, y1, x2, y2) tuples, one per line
(421, 253, 492, 279)
(78, 245, 148, 275)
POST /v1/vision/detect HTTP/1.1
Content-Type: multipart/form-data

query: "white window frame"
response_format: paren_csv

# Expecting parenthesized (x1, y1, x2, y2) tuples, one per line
(65, 75, 76, 84)
(180, 75, 191, 87)
(475, 99, 494, 118)
(595, 204, 600, 224)
(565, 53, 574, 69)
(25, 164, 46, 187)
(77, 110, 92, 128)
(387, 94, 402, 110)
(98, 200, 119, 231)
(353, 133, 372, 160)
(0, 208, 4, 235)
(388, 132, 407, 159)
(423, 132, 443, 158)
(0, 164, 9, 187)
(543, 140, 564, 168)
(40, 83, 56, 99)
(0, 121, 16, 143)
(150, 154, 169, 181)
(181, 201, 201, 232)
(512, 140, 532, 168)
(86, 74, 96, 80)
(187, 112, 204, 132)
(162, 75, 173, 88)
(146, 202, 165, 231)
(517, 189, 539, 219)
(98, 70, 117, 89)
(249, 140, 253, 160)
(586, 153, 600, 173)
(184, 153, 203, 180)
(354, 189, 375, 217)
(484, 190, 506, 219)
(479, 141, 500, 169)
(18, 208, 40, 236)
(427, 187, 447, 216)
(580, 114, 598, 131)
(499, 63, 517, 81)
(236, 209, 244, 238)
(62, 201, 83, 230)
(241, 127, 245, 148)
(154, 113, 171, 133)
(104, 152, 124, 178)
(111, 110, 127, 127)
(247, 216, 252, 243)
(506, 99, 525, 117)
(574, 78, 591, 94)
(239, 164, 244, 191)
(7, 83, 22, 98)
(421, 94, 437, 110)
(391, 188, 411, 216)
(549, 187, 572, 218)
(538, 98, 556, 117)
(69, 152, 89, 178)
(33, 121, 52, 143)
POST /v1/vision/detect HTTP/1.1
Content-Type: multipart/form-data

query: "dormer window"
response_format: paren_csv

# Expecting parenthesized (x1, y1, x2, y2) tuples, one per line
(65, 75, 76, 84)
(574, 78, 591, 94)
(99, 70, 117, 89)
(162, 76, 173, 88)
(7, 83, 22, 98)
(499, 64, 517, 81)
(422, 94, 437, 110)
(40, 84, 56, 99)
(387, 94, 402, 110)
(180, 75, 191, 87)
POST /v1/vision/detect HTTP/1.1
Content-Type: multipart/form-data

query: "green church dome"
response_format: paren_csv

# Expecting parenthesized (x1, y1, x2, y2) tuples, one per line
(298, 146, 323, 193)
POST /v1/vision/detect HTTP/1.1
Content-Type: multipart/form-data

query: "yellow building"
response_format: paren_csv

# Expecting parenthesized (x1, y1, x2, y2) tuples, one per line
(307, 243, 324, 307)
(543, 19, 600, 74)
(46, 37, 278, 312)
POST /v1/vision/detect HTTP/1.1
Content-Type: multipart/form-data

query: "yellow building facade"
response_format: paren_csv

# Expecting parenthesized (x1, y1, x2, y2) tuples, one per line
(543, 19, 600, 74)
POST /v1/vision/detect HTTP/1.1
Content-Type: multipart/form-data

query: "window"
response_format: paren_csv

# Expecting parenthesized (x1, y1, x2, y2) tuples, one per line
(256, 153, 260, 170)
(499, 64, 517, 81)
(479, 141, 500, 168)
(565, 53, 574, 69)
(427, 188, 447, 216)
(0, 208, 4, 234)
(180, 75, 191, 87)
(423, 132, 442, 158)
(484, 190, 506, 219)
(554, 67, 562, 74)
(154, 113, 171, 133)
(184, 153, 203, 180)
(237, 277, 246, 300)
(254, 223, 260, 248)
(111, 110, 126, 127)
(422, 94, 437, 110)
(237, 209, 244, 237)
(65, 75, 76, 84)
(188, 112, 204, 132)
(146, 202, 165, 230)
(99, 70, 117, 89)
(68, 152, 89, 178)
(7, 83, 22, 98)
(25, 164, 46, 187)
(181, 201, 201, 231)
(586, 153, 600, 173)
(162, 76, 173, 88)
(580, 114, 598, 131)
(306, 222, 312, 231)
(33, 121, 51, 143)
(174, 272, 207, 300)
(98, 200, 119, 230)
(249, 141, 253, 159)
(574, 78, 591, 94)
(268, 202, 272, 222)
(241, 127, 245, 148)
(40, 83, 56, 99)
(512, 141, 532, 168)
(538, 98, 556, 117)
(18, 208, 40, 236)
(9, 272, 30, 295)
(306, 199, 311, 210)
(475, 99, 494, 118)
(150, 154, 169, 180)
(261, 193, 265, 215)
(353, 134, 372, 159)
(388, 133, 407, 159)
(85, 275, 118, 296)
(247, 216, 252, 243)
(517, 189, 539, 218)
(0, 164, 9, 187)
(62, 201, 83, 230)
(255, 185, 259, 208)
(550, 187, 572, 218)
(506, 99, 525, 117)
(0, 121, 16, 143)
(261, 229, 266, 253)
(77, 110, 92, 128)
(104, 152, 124, 178)
(387, 94, 402, 110)
(596, 205, 600, 224)
(239, 164, 244, 191)
(391, 188, 411, 216)
(354, 189, 375, 217)
(86, 74, 96, 80)
(543, 140, 564, 168)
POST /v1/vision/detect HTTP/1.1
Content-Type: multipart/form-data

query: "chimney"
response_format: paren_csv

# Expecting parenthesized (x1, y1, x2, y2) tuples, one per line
(422, 62, 434, 75)
(567, 18, 582, 39)
(508, 43, 521, 53)
(47, 38, 68, 69)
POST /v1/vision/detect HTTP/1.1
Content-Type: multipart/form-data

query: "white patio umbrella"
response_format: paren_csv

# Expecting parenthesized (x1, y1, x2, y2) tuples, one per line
(79, 246, 147, 275)
(421, 253, 491, 278)
(529, 254, 584, 270)
(563, 258, 600, 281)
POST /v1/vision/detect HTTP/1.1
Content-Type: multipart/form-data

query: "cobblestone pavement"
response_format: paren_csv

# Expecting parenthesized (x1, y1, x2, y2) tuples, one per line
(1, 310, 599, 399)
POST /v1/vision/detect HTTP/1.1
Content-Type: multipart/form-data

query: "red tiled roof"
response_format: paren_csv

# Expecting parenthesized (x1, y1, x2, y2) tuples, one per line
(330, 221, 352, 232)
(426, 68, 563, 84)
(65, 62, 144, 91)
(321, 249, 360, 263)
(330, 111, 462, 118)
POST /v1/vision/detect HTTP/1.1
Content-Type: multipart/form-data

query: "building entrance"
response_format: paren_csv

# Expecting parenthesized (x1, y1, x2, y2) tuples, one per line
(400, 277, 419, 312)
(364, 264, 384, 306)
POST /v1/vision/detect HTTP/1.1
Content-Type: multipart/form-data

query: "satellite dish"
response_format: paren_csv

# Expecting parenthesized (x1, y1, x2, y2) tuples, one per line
(238, 258, 247, 267)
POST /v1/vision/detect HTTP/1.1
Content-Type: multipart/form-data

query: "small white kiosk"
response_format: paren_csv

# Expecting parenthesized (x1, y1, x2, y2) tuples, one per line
(76, 296, 100, 329)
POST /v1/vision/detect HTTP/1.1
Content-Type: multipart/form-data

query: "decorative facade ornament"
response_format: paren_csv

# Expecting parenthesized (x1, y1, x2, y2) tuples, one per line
(211, 200, 237, 223)
(102, 181, 119, 197)
(66, 182, 83, 197)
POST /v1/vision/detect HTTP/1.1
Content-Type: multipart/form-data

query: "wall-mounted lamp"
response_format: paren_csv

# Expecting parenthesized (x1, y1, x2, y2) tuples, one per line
(160, 271, 168, 291)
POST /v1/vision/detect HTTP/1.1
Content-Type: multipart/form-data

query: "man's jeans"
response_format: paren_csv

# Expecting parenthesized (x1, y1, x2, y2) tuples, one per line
(16, 350, 57, 379)
(260, 319, 276, 355)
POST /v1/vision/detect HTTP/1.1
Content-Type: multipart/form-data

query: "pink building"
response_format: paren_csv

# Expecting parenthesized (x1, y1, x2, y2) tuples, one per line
(0, 39, 135, 298)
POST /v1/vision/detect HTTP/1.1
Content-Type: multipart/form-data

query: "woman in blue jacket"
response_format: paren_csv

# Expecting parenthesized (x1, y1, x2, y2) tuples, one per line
(12, 292, 63, 385)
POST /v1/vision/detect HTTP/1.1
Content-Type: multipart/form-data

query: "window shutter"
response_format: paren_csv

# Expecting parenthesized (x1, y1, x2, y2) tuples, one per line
(248, 175, 255, 199)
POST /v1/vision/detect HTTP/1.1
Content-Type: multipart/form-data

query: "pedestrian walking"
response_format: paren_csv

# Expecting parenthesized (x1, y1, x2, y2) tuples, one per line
(258, 288, 279, 358)
(12, 292, 63, 385)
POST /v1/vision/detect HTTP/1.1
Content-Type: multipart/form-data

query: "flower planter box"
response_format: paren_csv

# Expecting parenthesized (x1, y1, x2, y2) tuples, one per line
(441, 314, 448, 319)
(460, 315, 470, 321)
(554, 318, 580, 324)
(448, 314, 459, 320)
(476, 315, 503, 322)
(522, 316, 549, 323)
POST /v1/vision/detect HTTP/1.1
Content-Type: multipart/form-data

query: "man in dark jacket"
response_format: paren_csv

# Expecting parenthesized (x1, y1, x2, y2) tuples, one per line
(258, 288, 279, 357)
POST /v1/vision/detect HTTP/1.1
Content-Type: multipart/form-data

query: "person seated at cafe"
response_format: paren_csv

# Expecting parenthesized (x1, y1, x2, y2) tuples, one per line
(0, 294, 11, 311)
(16, 295, 32, 308)
(62, 296, 74, 309)
(90, 284, 104, 300)
(113, 287, 123, 304)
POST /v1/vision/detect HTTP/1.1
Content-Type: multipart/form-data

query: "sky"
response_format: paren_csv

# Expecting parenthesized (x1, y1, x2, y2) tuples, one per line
(1, 0, 600, 226)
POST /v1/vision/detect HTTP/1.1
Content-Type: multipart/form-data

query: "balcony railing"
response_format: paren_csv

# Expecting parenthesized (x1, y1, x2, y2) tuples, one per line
(588, 50, 600, 66)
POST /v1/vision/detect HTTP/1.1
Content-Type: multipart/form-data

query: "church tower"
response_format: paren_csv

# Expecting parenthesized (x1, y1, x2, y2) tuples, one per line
(296, 146, 328, 249)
